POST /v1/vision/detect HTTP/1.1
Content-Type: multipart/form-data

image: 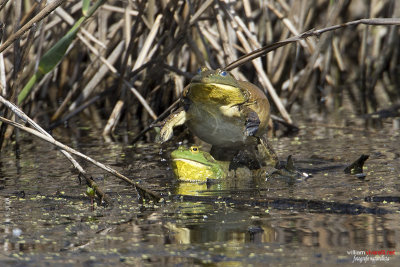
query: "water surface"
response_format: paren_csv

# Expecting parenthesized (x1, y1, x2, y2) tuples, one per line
(0, 121, 399, 266)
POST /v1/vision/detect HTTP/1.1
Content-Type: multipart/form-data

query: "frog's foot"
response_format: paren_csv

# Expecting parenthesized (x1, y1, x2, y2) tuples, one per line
(159, 125, 173, 143)
(266, 155, 311, 179)
(257, 135, 279, 167)
(159, 108, 187, 143)
(229, 149, 261, 170)
(344, 154, 369, 175)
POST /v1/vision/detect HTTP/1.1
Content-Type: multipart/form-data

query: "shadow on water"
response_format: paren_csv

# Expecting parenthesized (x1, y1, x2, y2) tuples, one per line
(0, 123, 399, 265)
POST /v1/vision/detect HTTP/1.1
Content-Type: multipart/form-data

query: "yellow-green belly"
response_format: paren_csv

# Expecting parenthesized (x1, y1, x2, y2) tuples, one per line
(172, 159, 220, 182)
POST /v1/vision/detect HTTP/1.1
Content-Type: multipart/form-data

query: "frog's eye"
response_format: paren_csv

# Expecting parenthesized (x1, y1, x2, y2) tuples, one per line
(219, 70, 227, 77)
(190, 146, 199, 154)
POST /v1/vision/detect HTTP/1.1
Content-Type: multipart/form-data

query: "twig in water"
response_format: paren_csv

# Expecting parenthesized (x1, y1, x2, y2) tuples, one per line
(0, 95, 112, 203)
(0, 115, 162, 201)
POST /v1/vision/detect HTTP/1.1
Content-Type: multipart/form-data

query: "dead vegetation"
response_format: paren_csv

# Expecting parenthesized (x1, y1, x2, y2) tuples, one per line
(1, 0, 399, 145)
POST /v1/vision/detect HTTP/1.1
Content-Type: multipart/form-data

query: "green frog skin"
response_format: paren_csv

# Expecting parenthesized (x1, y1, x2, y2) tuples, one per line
(170, 146, 229, 182)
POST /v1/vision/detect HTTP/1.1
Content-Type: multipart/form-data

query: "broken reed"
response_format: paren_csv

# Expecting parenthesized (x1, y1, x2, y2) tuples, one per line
(1, 0, 399, 143)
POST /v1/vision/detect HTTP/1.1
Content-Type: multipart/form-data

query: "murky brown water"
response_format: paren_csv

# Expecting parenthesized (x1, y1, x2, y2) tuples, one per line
(0, 120, 399, 266)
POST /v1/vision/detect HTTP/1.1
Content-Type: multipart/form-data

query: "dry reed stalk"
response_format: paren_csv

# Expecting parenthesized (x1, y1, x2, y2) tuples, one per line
(103, 99, 124, 141)
(55, 7, 107, 49)
(0, 52, 5, 95)
(68, 40, 125, 111)
(267, 2, 315, 54)
(0, 0, 10, 11)
(220, 2, 293, 123)
(215, 7, 236, 68)
(101, 4, 139, 16)
(0, 0, 399, 148)
(132, 14, 162, 71)
(126, 80, 157, 120)
(189, 0, 214, 25)
(0, 0, 65, 53)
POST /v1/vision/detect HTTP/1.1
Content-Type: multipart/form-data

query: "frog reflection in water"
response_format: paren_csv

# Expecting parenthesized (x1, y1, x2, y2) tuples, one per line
(161, 67, 278, 170)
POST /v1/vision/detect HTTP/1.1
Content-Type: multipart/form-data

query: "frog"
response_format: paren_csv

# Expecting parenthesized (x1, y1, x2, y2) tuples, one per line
(170, 146, 303, 184)
(170, 146, 229, 182)
(160, 67, 278, 169)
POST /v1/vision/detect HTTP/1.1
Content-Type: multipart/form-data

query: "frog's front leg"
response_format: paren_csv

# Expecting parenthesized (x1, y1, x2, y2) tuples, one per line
(228, 136, 278, 170)
(240, 106, 261, 137)
(159, 108, 187, 143)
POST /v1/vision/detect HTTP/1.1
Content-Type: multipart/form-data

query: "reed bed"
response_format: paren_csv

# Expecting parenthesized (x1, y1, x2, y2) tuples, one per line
(1, 0, 399, 146)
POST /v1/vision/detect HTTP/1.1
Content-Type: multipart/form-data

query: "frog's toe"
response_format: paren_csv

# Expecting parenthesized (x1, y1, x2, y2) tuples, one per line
(158, 108, 187, 143)
(159, 126, 173, 143)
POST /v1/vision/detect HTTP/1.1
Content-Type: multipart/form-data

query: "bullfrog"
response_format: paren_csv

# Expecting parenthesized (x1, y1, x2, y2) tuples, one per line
(171, 146, 303, 184)
(170, 146, 229, 182)
(160, 67, 278, 169)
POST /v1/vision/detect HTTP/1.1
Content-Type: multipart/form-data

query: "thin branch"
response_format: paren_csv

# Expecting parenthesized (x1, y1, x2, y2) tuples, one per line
(0, 95, 111, 203)
(224, 18, 400, 71)
(0, 116, 162, 201)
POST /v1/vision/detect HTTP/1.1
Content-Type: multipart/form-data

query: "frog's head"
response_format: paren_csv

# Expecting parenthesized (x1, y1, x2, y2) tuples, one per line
(191, 67, 240, 88)
(170, 146, 227, 182)
(186, 67, 246, 105)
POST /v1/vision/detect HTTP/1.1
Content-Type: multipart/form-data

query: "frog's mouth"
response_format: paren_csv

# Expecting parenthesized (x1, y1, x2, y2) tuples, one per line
(189, 83, 245, 105)
(191, 82, 239, 92)
(172, 158, 210, 168)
